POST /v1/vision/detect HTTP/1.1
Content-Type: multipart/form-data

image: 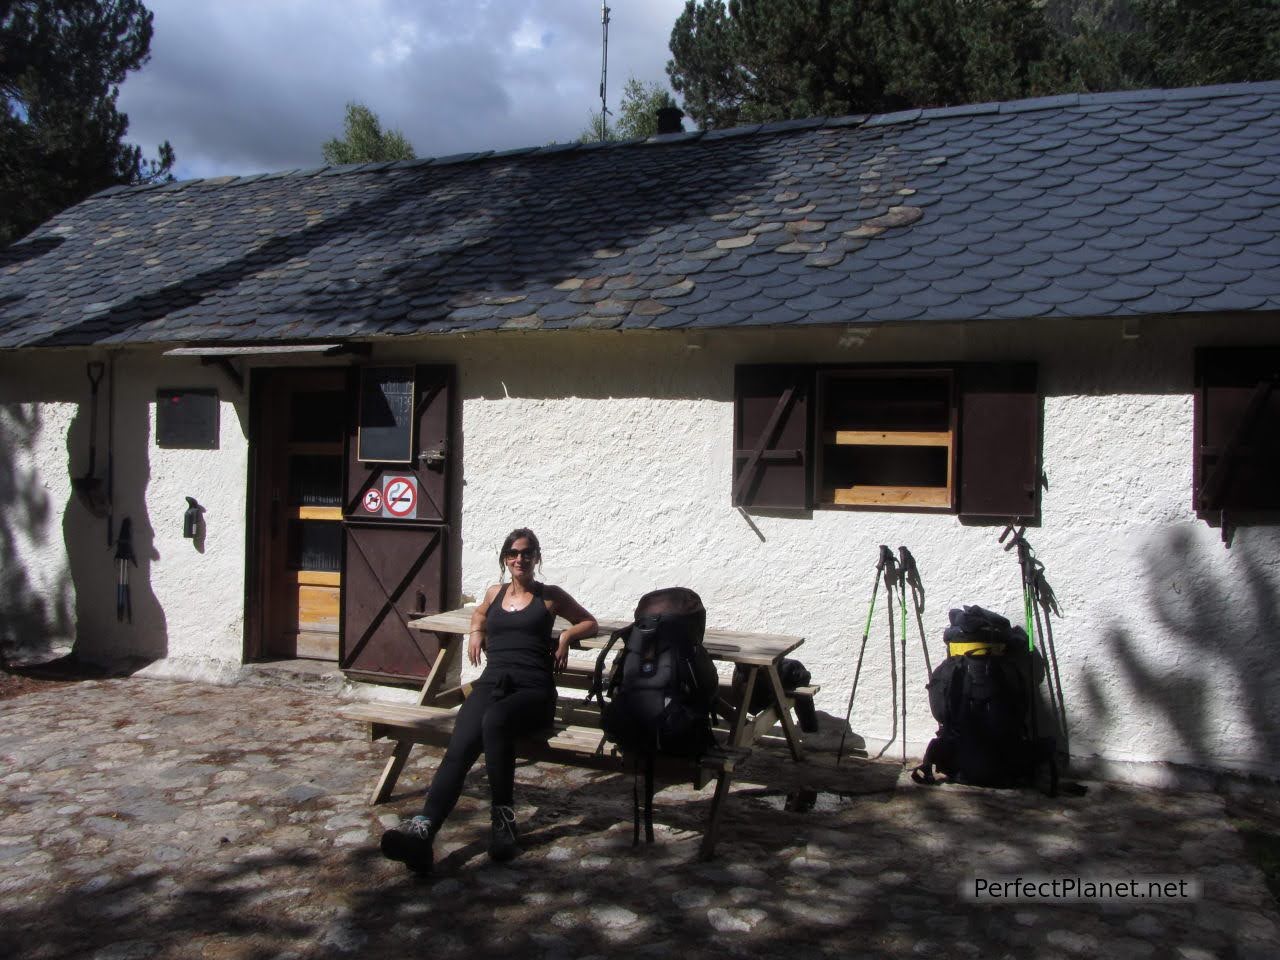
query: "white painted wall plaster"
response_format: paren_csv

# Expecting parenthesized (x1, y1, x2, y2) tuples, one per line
(0, 349, 248, 668)
(378, 314, 1280, 779)
(4, 311, 1279, 781)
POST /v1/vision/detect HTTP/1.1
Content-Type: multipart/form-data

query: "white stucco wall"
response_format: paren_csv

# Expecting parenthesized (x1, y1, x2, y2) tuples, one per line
(0, 350, 248, 669)
(3, 312, 1278, 782)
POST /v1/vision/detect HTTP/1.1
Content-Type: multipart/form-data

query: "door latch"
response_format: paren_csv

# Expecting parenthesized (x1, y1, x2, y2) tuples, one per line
(419, 446, 446, 467)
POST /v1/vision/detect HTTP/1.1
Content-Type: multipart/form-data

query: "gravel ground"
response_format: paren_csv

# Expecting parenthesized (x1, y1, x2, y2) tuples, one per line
(2, 674, 1278, 960)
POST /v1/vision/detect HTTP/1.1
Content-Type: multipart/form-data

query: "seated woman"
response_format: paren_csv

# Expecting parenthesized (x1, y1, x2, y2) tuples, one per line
(381, 528, 597, 873)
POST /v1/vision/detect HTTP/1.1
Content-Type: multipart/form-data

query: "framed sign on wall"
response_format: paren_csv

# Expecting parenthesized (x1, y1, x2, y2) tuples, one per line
(157, 389, 220, 449)
(357, 367, 415, 463)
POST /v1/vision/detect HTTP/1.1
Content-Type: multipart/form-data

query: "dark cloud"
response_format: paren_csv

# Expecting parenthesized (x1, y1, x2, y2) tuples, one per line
(118, 0, 686, 180)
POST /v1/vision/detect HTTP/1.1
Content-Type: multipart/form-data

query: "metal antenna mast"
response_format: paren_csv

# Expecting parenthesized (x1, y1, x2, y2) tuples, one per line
(598, 3, 611, 141)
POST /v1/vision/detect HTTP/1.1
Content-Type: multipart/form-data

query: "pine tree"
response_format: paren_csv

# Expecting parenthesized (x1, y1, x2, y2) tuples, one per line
(0, 0, 174, 245)
(321, 102, 415, 165)
(665, 0, 1280, 130)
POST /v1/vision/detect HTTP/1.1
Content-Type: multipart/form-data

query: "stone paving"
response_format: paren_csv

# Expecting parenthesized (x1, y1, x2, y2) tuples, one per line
(1, 675, 1278, 960)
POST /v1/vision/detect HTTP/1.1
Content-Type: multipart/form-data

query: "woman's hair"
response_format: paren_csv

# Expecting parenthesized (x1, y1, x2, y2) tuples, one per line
(498, 527, 542, 577)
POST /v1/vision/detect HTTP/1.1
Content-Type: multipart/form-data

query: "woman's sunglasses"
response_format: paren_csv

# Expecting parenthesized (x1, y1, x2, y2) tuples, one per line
(503, 548, 537, 561)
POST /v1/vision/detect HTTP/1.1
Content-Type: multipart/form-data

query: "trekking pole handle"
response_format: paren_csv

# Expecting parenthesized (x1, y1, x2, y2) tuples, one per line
(876, 544, 893, 570)
(999, 524, 1025, 551)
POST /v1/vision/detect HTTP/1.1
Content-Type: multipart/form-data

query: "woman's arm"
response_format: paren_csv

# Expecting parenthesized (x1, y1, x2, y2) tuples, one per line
(468, 584, 501, 667)
(545, 585, 598, 672)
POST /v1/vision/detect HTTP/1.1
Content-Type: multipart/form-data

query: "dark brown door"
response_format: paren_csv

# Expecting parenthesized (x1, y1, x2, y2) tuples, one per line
(250, 369, 348, 661)
(339, 364, 456, 684)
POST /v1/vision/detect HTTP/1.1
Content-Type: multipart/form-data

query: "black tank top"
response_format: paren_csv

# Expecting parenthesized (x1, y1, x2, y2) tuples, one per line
(480, 582, 555, 685)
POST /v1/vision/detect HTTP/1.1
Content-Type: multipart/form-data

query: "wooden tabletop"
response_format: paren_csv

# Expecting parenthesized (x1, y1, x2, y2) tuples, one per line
(409, 606, 804, 666)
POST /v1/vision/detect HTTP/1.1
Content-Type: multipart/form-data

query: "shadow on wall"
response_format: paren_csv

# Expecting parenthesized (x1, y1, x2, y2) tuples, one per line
(62, 364, 168, 666)
(0, 403, 72, 662)
(1083, 525, 1280, 774)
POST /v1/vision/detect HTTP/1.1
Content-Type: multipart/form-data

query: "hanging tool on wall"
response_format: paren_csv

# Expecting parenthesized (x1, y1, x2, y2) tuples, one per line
(838, 545, 897, 765)
(115, 517, 136, 623)
(73, 362, 110, 518)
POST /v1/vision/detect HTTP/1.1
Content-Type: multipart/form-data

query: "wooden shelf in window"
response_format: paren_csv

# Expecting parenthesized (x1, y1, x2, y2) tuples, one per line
(296, 506, 343, 521)
(826, 430, 952, 447)
(295, 570, 341, 587)
(828, 485, 952, 508)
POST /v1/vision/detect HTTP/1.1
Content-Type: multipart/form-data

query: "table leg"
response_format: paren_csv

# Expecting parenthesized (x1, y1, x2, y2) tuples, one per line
(371, 740, 414, 805)
(727, 667, 758, 750)
(418, 634, 459, 706)
(700, 769, 733, 860)
(765, 664, 805, 761)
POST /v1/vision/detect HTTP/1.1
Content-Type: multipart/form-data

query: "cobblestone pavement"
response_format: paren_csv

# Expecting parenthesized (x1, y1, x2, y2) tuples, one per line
(2, 676, 1277, 960)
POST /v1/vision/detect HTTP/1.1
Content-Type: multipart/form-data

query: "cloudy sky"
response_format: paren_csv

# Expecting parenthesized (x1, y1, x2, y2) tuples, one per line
(118, 1, 689, 181)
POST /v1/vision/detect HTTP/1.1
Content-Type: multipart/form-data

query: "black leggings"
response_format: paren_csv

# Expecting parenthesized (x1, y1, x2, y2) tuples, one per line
(422, 680, 555, 822)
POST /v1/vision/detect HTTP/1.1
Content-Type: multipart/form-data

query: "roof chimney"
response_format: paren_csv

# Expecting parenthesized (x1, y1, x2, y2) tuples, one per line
(656, 106, 685, 135)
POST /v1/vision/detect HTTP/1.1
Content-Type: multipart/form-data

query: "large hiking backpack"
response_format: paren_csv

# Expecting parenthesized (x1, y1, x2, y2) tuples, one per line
(913, 607, 1056, 792)
(592, 586, 719, 758)
(589, 587, 720, 844)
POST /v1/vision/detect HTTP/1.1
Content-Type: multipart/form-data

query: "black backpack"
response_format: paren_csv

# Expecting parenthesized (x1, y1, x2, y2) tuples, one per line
(592, 587, 719, 759)
(589, 587, 720, 843)
(913, 610, 1057, 793)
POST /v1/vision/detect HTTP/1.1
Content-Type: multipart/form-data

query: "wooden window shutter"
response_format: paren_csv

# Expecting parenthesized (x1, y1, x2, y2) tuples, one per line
(1194, 347, 1280, 520)
(733, 365, 812, 511)
(958, 363, 1039, 521)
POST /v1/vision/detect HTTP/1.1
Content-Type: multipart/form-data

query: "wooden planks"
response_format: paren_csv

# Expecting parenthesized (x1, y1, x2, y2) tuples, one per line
(828, 429, 951, 446)
(830, 484, 952, 508)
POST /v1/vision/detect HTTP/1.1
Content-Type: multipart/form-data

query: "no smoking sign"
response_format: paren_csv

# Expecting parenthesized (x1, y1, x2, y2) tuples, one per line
(381, 475, 418, 519)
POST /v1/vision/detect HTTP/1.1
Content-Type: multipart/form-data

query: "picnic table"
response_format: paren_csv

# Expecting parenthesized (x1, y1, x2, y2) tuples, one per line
(340, 605, 816, 858)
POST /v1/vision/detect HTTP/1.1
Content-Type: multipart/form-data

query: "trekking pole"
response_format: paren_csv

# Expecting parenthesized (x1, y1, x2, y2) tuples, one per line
(896, 549, 908, 765)
(896, 546, 929, 766)
(899, 547, 932, 675)
(872, 549, 901, 761)
(1000, 526, 1056, 789)
(1000, 526, 1036, 653)
(837, 545, 894, 765)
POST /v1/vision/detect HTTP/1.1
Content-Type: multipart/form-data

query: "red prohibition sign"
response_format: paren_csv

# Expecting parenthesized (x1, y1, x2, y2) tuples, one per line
(362, 488, 382, 513)
(383, 477, 417, 517)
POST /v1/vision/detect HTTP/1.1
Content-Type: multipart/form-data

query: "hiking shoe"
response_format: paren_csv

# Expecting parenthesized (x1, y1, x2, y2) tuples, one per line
(488, 805, 519, 862)
(380, 816, 436, 874)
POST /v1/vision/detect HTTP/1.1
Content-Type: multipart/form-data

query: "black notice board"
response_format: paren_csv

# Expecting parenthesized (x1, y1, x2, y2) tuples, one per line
(156, 389, 220, 449)
(358, 366, 416, 463)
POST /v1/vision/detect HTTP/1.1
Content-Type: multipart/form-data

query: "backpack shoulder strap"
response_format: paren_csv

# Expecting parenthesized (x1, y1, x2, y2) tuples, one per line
(587, 624, 629, 704)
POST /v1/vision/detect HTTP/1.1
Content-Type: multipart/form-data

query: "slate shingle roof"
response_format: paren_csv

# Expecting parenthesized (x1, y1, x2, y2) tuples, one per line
(2, 82, 1279, 349)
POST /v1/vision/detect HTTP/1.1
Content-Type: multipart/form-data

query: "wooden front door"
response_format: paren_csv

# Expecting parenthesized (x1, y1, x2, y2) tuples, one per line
(339, 364, 456, 684)
(251, 368, 348, 661)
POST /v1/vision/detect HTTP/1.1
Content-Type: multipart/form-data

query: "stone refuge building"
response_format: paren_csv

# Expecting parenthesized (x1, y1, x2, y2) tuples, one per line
(1, 81, 1278, 784)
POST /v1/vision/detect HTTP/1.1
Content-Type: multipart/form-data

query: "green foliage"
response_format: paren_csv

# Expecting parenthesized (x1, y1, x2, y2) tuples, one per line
(1132, 0, 1280, 87)
(321, 102, 415, 165)
(666, 0, 1280, 130)
(0, 0, 175, 246)
(581, 77, 681, 142)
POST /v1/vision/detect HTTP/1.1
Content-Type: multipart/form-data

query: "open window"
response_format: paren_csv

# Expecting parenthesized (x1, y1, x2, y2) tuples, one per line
(733, 362, 1039, 520)
(816, 368, 955, 509)
(1194, 347, 1280, 531)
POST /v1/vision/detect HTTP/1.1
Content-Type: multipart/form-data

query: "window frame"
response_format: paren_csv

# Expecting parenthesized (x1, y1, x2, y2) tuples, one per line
(813, 366, 958, 512)
(733, 361, 1040, 521)
(1193, 346, 1280, 530)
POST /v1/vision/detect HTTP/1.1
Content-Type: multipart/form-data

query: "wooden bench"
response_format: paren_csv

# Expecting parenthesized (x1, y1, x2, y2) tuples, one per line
(339, 696, 751, 859)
